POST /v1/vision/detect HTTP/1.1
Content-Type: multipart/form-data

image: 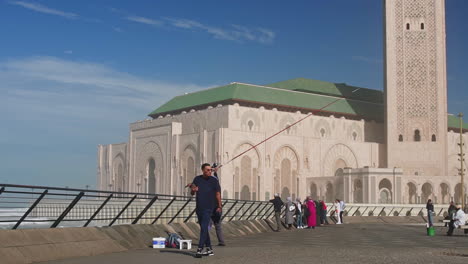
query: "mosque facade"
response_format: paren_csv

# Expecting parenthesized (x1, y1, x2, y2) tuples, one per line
(97, 0, 468, 204)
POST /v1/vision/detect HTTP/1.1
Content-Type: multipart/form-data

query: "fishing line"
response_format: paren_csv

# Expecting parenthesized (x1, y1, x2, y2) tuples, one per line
(217, 88, 361, 169)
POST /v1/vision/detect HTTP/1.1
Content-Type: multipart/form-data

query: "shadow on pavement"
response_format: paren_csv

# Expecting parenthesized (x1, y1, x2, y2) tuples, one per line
(160, 249, 195, 257)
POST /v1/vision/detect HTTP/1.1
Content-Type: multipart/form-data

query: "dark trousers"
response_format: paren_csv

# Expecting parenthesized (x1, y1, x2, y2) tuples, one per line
(321, 211, 329, 224)
(274, 211, 281, 231)
(196, 209, 214, 249)
(213, 217, 225, 244)
(340, 211, 344, 224)
(447, 220, 468, 235)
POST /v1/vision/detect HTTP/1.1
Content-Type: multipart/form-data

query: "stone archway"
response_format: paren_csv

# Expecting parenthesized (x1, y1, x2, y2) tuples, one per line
(233, 143, 261, 200)
(353, 179, 363, 203)
(240, 156, 252, 200)
(378, 178, 392, 204)
(440, 183, 450, 204)
(137, 141, 164, 193)
(274, 146, 299, 200)
(421, 182, 433, 203)
(147, 158, 156, 193)
(407, 182, 417, 204)
(323, 144, 358, 177)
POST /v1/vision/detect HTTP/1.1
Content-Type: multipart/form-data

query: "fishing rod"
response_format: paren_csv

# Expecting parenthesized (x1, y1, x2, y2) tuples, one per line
(217, 88, 362, 169)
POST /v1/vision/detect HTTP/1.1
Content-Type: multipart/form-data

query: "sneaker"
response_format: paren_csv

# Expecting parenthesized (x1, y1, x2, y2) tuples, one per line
(195, 248, 203, 258)
(204, 248, 214, 256)
(218, 243, 226, 246)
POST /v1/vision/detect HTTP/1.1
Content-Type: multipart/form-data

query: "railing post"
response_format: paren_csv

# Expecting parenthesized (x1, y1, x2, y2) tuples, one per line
(378, 207, 386, 216)
(261, 204, 274, 219)
(230, 201, 248, 222)
(151, 197, 176, 224)
(51, 192, 84, 228)
(0, 186, 5, 195)
(221, 200, 238, 221)
(168, 198, 192, 224)
(239, 201, 256, 220)
(352, 206, 361, 216)
(109, 195, 137, 226)
(247, 202, 264, 220)
(13, 189, 48, 229)
(132, 195, 158, 224)
(84, 194, 113, 227)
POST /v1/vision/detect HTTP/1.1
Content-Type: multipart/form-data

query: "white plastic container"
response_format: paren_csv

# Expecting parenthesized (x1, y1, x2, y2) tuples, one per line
(152, 237, 166, 249)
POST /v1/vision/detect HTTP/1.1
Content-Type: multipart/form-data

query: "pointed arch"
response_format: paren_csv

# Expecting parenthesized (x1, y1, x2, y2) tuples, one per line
(323, 144, 358, 177)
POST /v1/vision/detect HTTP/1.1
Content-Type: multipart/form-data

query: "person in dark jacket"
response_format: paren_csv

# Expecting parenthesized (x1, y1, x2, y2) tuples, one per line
(426, 199, 434, 227)
(445, 201, 457, 227)
(314, 199, 322, 226)
(269, 194, 284, 232)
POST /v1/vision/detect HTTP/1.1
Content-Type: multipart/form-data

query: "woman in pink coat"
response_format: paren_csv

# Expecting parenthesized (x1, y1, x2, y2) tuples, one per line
(306, 197, 317, 229)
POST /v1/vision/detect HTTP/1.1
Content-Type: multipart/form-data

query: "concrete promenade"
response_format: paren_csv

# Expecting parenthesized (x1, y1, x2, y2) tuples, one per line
(43, 223, 468, 264)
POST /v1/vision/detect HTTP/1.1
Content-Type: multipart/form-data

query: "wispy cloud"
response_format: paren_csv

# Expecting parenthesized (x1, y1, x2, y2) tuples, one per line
(164, 17, 275, 44)
(9, 1, 78, 19)
(351, 56, 383, 65)
(0, 56, 204, 121)
(112, 27, 123, 33)
(64, 50, 73, 54)
(120, 13, 275, 44)
(126, 16, 163, 26)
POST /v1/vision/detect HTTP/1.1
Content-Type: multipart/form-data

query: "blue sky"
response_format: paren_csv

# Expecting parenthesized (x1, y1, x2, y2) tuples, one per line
(1, 0, 467, 189)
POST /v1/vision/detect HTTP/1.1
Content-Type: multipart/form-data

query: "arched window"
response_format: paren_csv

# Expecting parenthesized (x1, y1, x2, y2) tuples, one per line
(406, 23, 410, 30)
(352, 131, 357, 141)
(421, 23, 424, 30)
(247, 120, 254, 131)
(414, 130, 421, 142)
(431, 134, 436, 142)
(398, 135, 403, 142)
(147, 158, 156, 193)
(320, 128, 326, 138)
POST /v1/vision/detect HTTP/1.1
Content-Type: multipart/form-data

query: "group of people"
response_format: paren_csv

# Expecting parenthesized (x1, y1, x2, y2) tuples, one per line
(430, 200, 468, 236)
(270, 194, 346, 231)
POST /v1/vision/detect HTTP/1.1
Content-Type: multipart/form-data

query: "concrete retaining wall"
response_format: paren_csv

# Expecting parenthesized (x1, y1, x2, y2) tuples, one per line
(0, 216, 436, 264)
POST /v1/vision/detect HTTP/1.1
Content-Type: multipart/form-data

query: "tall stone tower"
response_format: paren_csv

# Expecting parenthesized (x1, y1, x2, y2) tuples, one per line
(384, 0, 448, 176)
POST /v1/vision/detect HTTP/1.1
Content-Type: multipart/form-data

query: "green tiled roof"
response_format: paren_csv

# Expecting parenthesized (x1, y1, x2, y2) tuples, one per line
(148, 77, 468, 130)
(149, 81, 384, 120)
(267, 78, 384, 104)
(447, 114, 468, 130)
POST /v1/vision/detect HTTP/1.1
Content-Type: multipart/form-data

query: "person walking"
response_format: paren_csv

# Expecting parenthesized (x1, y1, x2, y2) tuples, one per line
(339, 199, 346, 224)
(447, 204, 467, 236)
(320, 200, 329, 225)
(295, 198, 304, 229)
(269, 194, 284, 232)
(426, 199, 434, 227)
(306, 197, 317, 229)
(210, 164, 226, 246)
(190, 163, 222, 258)
(334, 199, 342, 224)
(285, 197, 295, 229)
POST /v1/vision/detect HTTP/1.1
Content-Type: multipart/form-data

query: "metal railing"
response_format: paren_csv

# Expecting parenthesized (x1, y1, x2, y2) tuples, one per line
(0, 184, 276, 230)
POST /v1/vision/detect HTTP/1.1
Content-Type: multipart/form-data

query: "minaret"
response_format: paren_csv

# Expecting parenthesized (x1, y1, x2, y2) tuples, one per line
(384, 0, 448, 176)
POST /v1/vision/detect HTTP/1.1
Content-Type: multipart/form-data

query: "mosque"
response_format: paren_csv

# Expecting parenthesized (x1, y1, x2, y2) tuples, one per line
(97, 0, 468, 204)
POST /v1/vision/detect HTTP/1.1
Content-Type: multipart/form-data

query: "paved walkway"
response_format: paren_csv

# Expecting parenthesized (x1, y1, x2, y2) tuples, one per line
(43, 223, 468, 264)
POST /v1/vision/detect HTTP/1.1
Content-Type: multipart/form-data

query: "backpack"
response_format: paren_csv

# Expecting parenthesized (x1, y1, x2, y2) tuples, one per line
(165, 233, 181, 248)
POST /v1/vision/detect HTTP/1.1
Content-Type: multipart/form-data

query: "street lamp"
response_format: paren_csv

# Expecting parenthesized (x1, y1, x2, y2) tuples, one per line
(458, 113, 465, 210)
